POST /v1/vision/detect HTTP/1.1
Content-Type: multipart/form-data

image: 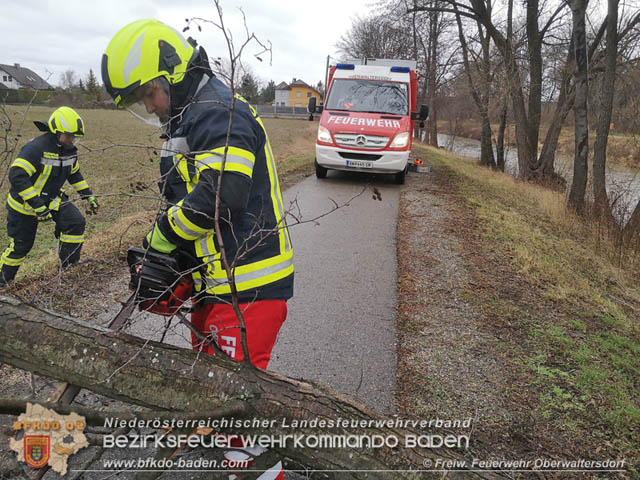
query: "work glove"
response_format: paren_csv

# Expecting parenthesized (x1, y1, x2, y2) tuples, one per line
(143, 223, 177, 255)
(86, 195, 99, 215)
(34, 205, 52, 222)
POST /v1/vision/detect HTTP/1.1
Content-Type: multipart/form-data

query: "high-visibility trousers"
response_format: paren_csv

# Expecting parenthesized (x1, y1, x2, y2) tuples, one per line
(0, 201, 85, 283)
(190, 299, 287, 369)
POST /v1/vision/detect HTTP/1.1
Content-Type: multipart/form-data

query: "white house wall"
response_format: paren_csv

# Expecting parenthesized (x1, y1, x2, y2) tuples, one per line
(0, 69, 20, 89)
(275, 89, 289, 106)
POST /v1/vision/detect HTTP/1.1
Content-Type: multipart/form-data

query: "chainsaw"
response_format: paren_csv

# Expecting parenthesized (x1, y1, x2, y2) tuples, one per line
(126, 247, 194, 316)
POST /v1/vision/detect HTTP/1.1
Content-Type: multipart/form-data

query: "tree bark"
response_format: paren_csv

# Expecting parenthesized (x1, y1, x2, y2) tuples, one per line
(495, 102, 507, 172)
(0, 295, 501, 479)
(537, 15, 607, 187)
(567, 0, 590, 214)
(454, 4, 496, 168)
(525, 0, 543, 166)
(427, 6, 440, 147)
(468, 0, 539, 179)
(592, 0, 619, 220)
(538, 40, 574, 189)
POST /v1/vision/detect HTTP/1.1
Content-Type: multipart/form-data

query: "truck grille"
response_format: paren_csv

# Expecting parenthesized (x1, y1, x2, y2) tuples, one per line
(334, 133, 389, 149)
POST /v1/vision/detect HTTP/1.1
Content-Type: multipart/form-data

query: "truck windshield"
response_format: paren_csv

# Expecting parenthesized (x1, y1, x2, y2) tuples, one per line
(325, 79, 408, 115)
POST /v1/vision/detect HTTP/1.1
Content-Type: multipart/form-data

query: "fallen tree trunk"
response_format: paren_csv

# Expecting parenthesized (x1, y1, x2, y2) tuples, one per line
(0, 295, 499, 479)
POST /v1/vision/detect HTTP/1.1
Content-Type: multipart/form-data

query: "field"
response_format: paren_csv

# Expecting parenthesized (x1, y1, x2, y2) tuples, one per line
(0, 106, 317, 310)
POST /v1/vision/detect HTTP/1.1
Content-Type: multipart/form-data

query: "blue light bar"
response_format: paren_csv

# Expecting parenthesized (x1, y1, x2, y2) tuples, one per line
(391, 66, 411, 73)
(336, 64, 355, 70)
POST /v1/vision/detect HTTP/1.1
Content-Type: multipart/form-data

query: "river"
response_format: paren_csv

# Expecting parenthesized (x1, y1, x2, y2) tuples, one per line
(434, 133, 640, 223)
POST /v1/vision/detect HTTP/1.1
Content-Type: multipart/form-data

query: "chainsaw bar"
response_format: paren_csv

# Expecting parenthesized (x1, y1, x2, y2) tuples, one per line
(109, 291, 138, 330)
(175, 310, 223, 355)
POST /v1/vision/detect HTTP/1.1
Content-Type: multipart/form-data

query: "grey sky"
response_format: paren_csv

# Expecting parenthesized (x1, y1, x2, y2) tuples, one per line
(1, 0, 376, 89)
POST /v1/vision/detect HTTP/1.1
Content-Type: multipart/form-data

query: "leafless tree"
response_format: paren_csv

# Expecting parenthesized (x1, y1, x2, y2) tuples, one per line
(453, 2, 496, 166)
(336, 13, 414, 60)
(567, 0, 590, 214)
(59, 69, 77, 91)
(339, 3, 458, 147)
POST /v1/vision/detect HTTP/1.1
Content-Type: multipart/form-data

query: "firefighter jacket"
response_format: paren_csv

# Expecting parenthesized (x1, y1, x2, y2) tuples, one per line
(157, 75, 294, 303)
(8, 132, 93, 215)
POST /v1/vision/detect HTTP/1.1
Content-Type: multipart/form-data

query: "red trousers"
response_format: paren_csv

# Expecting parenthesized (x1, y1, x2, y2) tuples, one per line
(190, 300, 287, 369)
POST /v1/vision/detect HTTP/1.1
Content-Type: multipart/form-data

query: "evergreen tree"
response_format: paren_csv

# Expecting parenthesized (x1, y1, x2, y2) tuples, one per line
(86, 69, 101, 102)
(237, 72, 260, 102)
(260, 80, 276, 103)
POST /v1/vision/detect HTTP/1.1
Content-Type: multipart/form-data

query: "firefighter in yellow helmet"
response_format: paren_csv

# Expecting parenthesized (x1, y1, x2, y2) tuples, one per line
(102, 19, 292, 476)
(102, 17, 294, 362)
(0, 107, 99, 286)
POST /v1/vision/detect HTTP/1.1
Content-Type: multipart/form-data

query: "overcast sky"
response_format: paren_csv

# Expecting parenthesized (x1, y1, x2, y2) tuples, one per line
(1, 0, 378, 89)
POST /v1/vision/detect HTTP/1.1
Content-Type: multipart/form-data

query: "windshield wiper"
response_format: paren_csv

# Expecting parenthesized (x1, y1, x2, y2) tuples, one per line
(359, 110, 401, 115)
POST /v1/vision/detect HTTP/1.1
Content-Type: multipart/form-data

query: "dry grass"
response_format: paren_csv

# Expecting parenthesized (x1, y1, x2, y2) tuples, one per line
(419, 144, 640, 307)
(0, 106, 317, 283)
(413, 142, 640, 463)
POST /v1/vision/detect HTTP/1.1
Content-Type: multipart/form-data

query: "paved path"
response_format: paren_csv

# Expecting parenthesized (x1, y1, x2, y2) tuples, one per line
(270, 172, 401, 413)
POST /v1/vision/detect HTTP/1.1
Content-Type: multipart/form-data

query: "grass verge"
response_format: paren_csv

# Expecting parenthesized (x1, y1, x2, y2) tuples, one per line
(408, 142, 639, 470)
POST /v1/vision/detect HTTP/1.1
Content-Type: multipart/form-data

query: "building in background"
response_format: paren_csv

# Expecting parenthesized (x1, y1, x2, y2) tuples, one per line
(0, 63, 53, 90)
(274, 78, 321, 107)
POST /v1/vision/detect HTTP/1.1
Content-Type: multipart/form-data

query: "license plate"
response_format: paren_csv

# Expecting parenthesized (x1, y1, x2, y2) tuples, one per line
(346, 160, 373, 168)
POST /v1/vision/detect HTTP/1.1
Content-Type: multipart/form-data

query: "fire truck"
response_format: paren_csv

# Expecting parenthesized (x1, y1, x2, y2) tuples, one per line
(308, 58, 428, 184)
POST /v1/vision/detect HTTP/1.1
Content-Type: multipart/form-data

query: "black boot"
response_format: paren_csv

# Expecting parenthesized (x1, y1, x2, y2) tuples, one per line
(59, 242, 83, 269)
(0, 265, 18, 287)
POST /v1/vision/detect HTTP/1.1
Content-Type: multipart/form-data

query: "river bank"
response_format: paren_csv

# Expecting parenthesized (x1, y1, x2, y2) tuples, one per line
(433, 132, 640, 224)
(398, 142, 639, 477)
(437, 121, 640, 170)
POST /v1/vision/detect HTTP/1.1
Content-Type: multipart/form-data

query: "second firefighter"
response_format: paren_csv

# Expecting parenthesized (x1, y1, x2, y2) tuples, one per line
(0, 106, 99, 286)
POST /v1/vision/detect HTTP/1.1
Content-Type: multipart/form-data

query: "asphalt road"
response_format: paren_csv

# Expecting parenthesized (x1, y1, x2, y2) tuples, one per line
(270, 171, 401, 413)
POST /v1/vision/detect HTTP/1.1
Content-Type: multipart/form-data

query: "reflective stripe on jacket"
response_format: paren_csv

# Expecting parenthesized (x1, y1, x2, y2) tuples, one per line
(157, 76, 293, 302)
(8, 132, 93, 215)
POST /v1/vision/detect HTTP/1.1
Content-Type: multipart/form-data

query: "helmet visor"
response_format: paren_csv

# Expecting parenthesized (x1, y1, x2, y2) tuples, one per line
(113, 80, 143, 109)
(118, 92, 141, 109)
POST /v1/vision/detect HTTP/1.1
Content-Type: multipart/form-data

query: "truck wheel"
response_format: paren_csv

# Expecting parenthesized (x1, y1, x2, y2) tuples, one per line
(394, 167, 407, 185)
(315, 160, 328, 179)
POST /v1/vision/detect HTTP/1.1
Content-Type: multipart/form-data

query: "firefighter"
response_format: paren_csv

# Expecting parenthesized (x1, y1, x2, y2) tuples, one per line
(0, 107, 99, 286)
(102, 19, 293, 477)
(102, 18, 293, 369)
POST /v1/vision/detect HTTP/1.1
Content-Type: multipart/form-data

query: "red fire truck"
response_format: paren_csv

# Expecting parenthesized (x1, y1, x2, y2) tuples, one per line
(308, 58, 428, 184)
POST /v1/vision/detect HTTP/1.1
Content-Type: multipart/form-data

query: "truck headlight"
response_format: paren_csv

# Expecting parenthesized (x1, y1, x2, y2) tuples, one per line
(390, 132, 409, 148)
(317, 126, 333, 144)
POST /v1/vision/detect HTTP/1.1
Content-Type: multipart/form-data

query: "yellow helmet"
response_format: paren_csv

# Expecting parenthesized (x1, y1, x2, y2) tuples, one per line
(48, 107, 85, 137)
(101, 19, 195, 108)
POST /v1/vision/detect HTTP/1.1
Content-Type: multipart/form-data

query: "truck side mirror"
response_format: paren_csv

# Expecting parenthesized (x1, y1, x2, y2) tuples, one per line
(419, 104, 429, 120)
(308, 97, 317, 113)
(412, 104, 429, 121)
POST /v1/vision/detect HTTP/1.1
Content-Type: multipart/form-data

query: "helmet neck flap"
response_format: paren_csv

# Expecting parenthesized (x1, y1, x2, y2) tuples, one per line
(166, 43, 213, 132)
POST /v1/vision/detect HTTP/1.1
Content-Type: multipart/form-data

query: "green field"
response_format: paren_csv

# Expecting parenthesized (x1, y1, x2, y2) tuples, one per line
(0, 106, 317, 283)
